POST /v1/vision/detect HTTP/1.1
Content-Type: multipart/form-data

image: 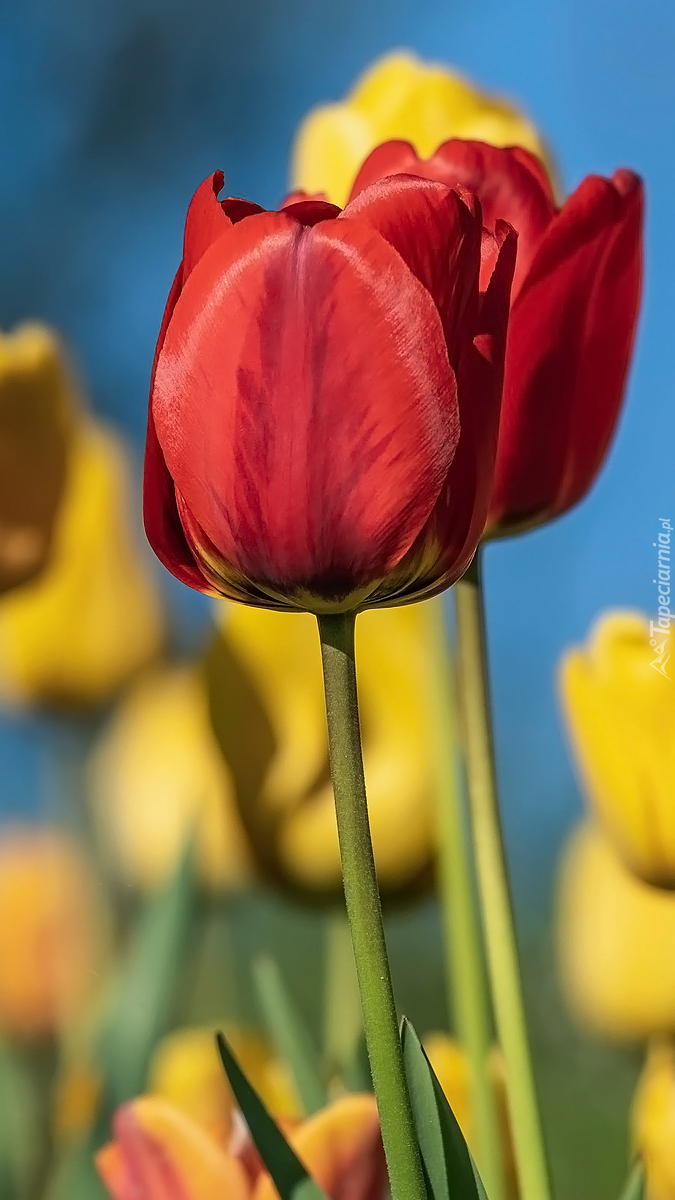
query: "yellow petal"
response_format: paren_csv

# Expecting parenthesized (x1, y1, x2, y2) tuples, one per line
(0, 422, 164, 707)
(96, 1095, 250, 1200)
(557, 823, 675, 1039)
(88, 665, 252, 892)
(559, 611, 675, 886)
(632, 1040, 675, 1200)
(291, 49, 548, 206)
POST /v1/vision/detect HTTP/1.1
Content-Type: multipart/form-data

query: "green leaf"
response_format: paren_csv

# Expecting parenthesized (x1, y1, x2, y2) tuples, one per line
(401, 1018, 485, 1200)
(253, 954, 326, 1116)
(618, 1161, 645, 1200)
(216, 1031, 328, 1200)
(98, 839, 196, 1106)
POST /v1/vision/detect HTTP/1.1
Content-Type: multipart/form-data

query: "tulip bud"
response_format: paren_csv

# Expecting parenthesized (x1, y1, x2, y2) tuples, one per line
(633, 1040, 675, 1200)
(147, 1024, 299, 1143)
(0, 323, 73, 594)
(0, 422, 164, 707)
(0, 828, 100, 1038)
(560, 611, 675, 888)
(291, 51, 547, 207)
(206, 603, 442, 899)
(88, 665, 252, 892)
(557, 823, 675, 1039)
(95, 1095, 250, 1200)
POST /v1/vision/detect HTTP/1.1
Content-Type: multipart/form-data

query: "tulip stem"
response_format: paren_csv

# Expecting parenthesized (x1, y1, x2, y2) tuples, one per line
(455, 551, 552, 1200)
(425, 597, 507, 1200)
(317, 611, 426, 1200)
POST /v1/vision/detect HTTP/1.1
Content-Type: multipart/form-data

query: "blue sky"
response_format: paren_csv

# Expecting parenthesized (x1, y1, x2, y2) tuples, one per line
(0, 0, 673, 906)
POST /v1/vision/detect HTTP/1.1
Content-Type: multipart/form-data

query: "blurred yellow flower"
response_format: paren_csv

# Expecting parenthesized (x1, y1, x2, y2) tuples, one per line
(291, 49, 547, 206)
(148, 1024, 300, 1143)
(0, 421, 164, 707)
(559, 611, 675, 887)
(0, 827, 101, 1038)
(424, 1033, 517, 1199)
(89, 665, 252, 892)
(557, 823, 675, 1040)
(0, 323, 73, 594)
(633, 1039, 675, 1200)
(207, 602, 439, 898)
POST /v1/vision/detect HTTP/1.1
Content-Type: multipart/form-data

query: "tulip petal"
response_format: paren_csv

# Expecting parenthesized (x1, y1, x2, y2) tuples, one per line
(143, 265, 216, 594)
(490, 171, 643, 528)
(351, 139, 555, 296)
(343, 175, 481, 369)
(370, 220, 516, 603)
(152, 209, 458, 610)
(182, 172, 234, 282)
(96, 1097, 250, 1200)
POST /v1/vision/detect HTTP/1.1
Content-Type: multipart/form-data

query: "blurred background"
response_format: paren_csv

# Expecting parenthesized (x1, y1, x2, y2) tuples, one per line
(0, 1, 674, 1197)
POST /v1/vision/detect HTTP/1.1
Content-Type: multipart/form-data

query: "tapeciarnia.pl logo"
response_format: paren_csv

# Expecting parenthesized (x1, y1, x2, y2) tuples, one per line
(650, 517, 672, 678)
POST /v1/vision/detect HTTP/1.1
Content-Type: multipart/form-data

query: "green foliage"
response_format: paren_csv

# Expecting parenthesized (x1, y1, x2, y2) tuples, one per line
(401, 1017, 488, 1200)
(618, 1161, 645, 1200)
(253, 954, 326, 1115)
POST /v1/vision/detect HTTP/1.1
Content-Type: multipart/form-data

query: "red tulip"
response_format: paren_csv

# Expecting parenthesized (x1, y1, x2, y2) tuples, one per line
(144, 171, 515, 611)
(352, 140, 643, 534)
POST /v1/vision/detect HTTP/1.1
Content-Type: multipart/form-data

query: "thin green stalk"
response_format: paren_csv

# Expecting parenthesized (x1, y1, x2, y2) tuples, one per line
(424, 597, 506, 1200)
(454, 552, 552, 1200)
(318, 611, 426, 1200)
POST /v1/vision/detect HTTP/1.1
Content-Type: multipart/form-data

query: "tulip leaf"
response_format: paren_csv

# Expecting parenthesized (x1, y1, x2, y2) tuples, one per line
(618, 1161, 645, 1200)
(97, 839, 196, 1105)
(401, 1018, 486, 1200)
(253, 954, 326, 1116)
(216, 1031, 328, 1200)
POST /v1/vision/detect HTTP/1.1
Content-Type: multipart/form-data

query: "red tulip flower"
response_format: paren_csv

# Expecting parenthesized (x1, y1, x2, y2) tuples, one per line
(352, 140, 643, 535)
(144, 171, 515, 611)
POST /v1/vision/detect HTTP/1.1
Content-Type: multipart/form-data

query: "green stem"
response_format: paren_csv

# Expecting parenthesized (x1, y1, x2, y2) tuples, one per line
(454, 551, 552, 1200)
(318, 611, 426, 1200)
(424, 598, 506, 1200)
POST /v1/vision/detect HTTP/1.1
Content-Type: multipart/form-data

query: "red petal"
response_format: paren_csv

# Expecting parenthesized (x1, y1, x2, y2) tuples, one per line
(220, 196, 266, 223)
(143, 264, 215, 593)
(489, 171, 643, 529)
(281, 188, 330, 206)
(151, 209, 458, 607)
(343, 175, 482, 369)
(381, 222, 517, 600)
(281, 198, 342, 226)
(350, 140, 555, 297)
(182, 171, 232, 281)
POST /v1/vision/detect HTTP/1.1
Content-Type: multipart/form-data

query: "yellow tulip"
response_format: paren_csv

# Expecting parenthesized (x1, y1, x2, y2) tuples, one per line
(148, 1024, 300, 1142)
(559, 611, 675, 887)
(207, 602, 439, 897)
(292, 49, 547, 206)
(557, 823, 675, 1040)
(0, 421, 164, 707)
(88, 665, 252, 892)
(633, 1039, 675, 1200)
(0, 827, 101, 1038)
(0, 323, 73, 594)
